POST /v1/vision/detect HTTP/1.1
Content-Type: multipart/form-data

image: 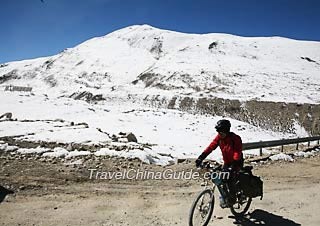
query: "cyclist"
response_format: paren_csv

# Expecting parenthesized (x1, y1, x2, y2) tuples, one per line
(195, 119, 244, 207)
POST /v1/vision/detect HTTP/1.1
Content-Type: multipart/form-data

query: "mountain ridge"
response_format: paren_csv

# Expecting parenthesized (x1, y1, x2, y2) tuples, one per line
(0, 24, 319, 104)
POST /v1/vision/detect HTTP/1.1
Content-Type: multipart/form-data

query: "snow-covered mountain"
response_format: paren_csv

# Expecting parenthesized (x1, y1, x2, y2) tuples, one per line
(1, 24, 319, 103)
(1, 25, 319, 165)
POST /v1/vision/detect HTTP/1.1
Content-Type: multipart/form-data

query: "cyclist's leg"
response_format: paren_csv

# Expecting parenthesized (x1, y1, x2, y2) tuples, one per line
(226, 171, 238, 205)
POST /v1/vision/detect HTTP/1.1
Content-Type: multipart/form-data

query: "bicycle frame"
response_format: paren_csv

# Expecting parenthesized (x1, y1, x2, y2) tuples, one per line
(200, 165, 227, 198)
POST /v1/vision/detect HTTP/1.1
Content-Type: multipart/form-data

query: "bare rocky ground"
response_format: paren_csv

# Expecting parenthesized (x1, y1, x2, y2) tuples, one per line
(1, 148, 320, 226)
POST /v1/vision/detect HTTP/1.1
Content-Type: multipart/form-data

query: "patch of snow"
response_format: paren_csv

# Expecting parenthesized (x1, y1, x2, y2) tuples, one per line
(94, 148, 175, 166)
(292, 121, 309, 137)
(64, 159, 83, 165)
(269, 153, 294, 162)
(0, 143, 19, 152)
(42, 147, 69, 158)
(20, 126, 110, 144)
(17, 146, 50, 154)
(294, 151, 314, 158)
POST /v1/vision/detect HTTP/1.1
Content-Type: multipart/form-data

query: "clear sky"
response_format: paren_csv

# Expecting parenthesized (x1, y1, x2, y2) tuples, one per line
(1, 0, 319, 63)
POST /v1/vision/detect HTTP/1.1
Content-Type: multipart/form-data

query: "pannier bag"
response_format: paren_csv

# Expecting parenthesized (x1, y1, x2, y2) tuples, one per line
(239, 172, 263, 199)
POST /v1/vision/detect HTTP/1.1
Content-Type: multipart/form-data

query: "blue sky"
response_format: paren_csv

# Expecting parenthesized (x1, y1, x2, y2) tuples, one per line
(1, 0, 319, 63)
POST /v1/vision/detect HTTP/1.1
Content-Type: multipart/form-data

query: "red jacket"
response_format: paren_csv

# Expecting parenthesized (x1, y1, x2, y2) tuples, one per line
(203, 132, 242, 165)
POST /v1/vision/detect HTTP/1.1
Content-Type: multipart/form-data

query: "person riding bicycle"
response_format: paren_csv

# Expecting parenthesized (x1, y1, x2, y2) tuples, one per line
(195, 119, 244, 208)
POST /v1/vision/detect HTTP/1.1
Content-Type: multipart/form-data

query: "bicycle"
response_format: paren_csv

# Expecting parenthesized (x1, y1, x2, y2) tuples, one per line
(188, 162, 254, 226)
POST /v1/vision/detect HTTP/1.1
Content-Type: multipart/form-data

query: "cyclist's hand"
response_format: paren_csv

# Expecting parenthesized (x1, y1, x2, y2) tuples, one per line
(195, 152, 207, 168)
(195, 158, 203, 168)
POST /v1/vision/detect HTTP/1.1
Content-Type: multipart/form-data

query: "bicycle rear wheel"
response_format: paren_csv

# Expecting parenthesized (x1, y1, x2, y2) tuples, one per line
(230, 192, 252, 217)
(189, 189, 215, 226)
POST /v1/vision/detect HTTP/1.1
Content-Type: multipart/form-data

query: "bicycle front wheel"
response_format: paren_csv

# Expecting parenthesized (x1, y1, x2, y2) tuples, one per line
(189, 189, 215, 226)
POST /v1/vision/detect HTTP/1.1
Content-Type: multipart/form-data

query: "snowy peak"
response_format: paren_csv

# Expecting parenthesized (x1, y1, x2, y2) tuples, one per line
(0, 25, 320, 103)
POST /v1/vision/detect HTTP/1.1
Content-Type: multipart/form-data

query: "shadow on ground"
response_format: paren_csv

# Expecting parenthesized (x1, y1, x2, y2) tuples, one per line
(230, 209, 301, 226)
(0, 185, 14, 203)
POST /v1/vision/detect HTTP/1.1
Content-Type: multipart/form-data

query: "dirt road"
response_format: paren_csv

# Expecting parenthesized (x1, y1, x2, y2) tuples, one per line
(1, 153, 320, 226)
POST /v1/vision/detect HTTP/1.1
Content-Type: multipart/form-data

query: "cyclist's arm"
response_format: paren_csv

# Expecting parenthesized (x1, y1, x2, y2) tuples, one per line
(196, 135, 220, 167)
(232, 135, 242, 161)
(202, 135, 220, 157)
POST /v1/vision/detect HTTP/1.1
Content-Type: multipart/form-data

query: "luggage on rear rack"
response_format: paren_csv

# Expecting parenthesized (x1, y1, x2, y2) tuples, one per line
(238, 170, 263, 199)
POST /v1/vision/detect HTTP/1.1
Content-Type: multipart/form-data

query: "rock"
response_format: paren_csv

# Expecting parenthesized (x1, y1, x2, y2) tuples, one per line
(177, 159, 186, 164)
(126, 133, 137, 143)
(19, 186, 26, 191)
(215, 216, 223, 219)
(77, 122, 89, 128)
(66, 143, 74, 151)
(0, 112, 13, 120)
(69, 91, 105, 102)
(111, 134, 118, 142)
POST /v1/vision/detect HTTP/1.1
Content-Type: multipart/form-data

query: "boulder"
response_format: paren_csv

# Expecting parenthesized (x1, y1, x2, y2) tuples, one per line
(126, 132, 138, 143)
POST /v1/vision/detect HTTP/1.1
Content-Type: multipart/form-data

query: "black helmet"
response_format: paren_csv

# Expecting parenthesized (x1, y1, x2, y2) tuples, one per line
(215, 119, 231, 133)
